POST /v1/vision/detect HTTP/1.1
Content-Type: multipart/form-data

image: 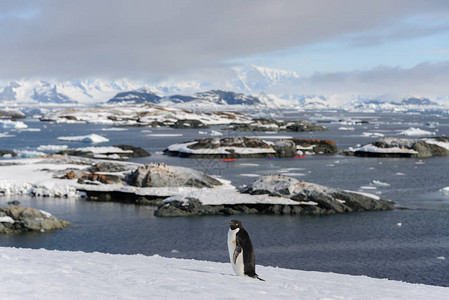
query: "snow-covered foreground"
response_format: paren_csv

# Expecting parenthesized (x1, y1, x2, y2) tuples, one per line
(1, 247, 448, 300)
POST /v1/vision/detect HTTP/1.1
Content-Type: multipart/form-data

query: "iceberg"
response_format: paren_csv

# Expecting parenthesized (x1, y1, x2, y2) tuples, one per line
(399, 127, 435, 137)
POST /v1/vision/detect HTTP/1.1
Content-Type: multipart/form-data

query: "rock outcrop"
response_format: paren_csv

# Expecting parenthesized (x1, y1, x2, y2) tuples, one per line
(60, 161, 138, 185)
(126, 163, 222, 188)
(0, 150, 17, 157)
(170, 119, 208, 129)
(240, 175, 393, 213)
(0, 206, 70, 234)
(226, 119, 327, 132)
(345, 137, 449, 158)
(0, 109, 26, 119)
(155, 175, 394, 217)
(286, 138, 338, 154)
(58, 144, 150, 160)
(164, 136, 337, 158)
(164, 136, 303, 158)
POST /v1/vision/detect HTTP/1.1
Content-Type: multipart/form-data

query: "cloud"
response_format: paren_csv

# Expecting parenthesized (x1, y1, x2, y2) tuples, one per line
(299, 62, 449, 97)
(0, 0, 448, 80)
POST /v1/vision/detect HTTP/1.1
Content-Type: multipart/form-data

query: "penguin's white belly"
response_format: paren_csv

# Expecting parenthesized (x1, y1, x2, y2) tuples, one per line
(227, 228, 245, 276)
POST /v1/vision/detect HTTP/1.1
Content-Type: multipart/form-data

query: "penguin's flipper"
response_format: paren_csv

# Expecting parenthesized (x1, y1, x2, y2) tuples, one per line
(233, 244, 242, 264)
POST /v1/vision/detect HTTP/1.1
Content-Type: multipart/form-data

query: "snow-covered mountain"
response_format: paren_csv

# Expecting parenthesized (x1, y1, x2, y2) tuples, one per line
(229, 64, 300, 92)
(342, 96, 446, 112)
(108, 89, 162, 104)
(179, 90, 263, 105)
(0, 79, 154, 105)
(0, 65, 302, 106)
(107, 89, 264, 106)
(0, 64, 447, 112)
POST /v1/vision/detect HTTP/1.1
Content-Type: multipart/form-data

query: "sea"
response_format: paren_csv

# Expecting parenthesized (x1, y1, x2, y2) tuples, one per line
(1, 109, 449, 287)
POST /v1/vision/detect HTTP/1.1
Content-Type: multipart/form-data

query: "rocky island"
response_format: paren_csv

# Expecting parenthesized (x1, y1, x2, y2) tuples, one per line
(0, 157, 394, 218)
(39, 103, 253, 127)
(156, 174, 394, 216)
(344, 137, 449, 158)
(0, 206, 70, 234)
(164, 136, 337, 158)
(225, 118, 327, 132)
(57, 144, 151, 160)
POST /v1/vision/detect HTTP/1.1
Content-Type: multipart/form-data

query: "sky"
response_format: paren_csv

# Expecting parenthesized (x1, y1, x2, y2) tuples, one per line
(1, 0, 449, 97)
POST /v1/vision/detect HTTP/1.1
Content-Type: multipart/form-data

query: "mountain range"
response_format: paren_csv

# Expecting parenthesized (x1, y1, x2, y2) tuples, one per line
(0, 64, 447, 111)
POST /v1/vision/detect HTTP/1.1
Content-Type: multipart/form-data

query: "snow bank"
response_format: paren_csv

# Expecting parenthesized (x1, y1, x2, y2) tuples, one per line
(424, 139, 449, 151)
(0, 247, 447, 300)
(0, 159, 87, 197)
(0, 216, 15, 224)
(0, 158, 296, 205)
(57, 134, 109, 143)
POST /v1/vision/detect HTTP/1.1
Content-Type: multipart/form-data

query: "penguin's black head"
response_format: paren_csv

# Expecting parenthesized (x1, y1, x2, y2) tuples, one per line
(229, 219, 242, 230)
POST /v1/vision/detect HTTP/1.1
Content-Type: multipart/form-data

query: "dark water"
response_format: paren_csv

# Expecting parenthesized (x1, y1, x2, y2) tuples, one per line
(2, 111, 449, 286)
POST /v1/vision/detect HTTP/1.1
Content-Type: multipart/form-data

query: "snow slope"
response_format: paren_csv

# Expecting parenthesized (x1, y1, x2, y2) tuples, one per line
(0, 247, 448, 300)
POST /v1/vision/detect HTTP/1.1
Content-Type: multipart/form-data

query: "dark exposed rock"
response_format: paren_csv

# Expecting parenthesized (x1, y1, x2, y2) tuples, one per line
(88, 162, 137, 174)
(284, 120, 327, 132)
(108, 90, 162, 104)
(194, 90, 263, 105)
(0, 206, 70, 234)
(114, 145, 151, 158)
(77, 173, 122, 185)
(226, 119, 327, 132)
(189, 137, 271, 150)
(170, 119, 209, 129)
(287, 138, 338, 154)
(241, 175, 393, 213)
(60, 161, 137, 184)
(272, 140, 297, 157)
(0, 109, 26, 119)
(126, 163, 222, 188)
(58, 145, 150, 160)
(0, 150, 17, 157)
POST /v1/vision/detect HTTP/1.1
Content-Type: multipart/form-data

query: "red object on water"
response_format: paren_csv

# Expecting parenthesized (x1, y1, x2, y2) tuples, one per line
(294, 155, 306, 158)
(220, 158, 236, 162)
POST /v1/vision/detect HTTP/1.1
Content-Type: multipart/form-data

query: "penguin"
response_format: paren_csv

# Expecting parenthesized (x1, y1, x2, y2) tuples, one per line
(227, 219, 264, 281)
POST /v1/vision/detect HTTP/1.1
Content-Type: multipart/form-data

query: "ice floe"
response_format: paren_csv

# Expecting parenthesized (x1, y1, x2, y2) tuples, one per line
(37, 145, 69, 151)
(362, 132, 385, 138)
(57, 134, 109, 143)
(371, 180, 391, 187)
(439, 187, 449, 196)
(0, 120, 28, 129)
